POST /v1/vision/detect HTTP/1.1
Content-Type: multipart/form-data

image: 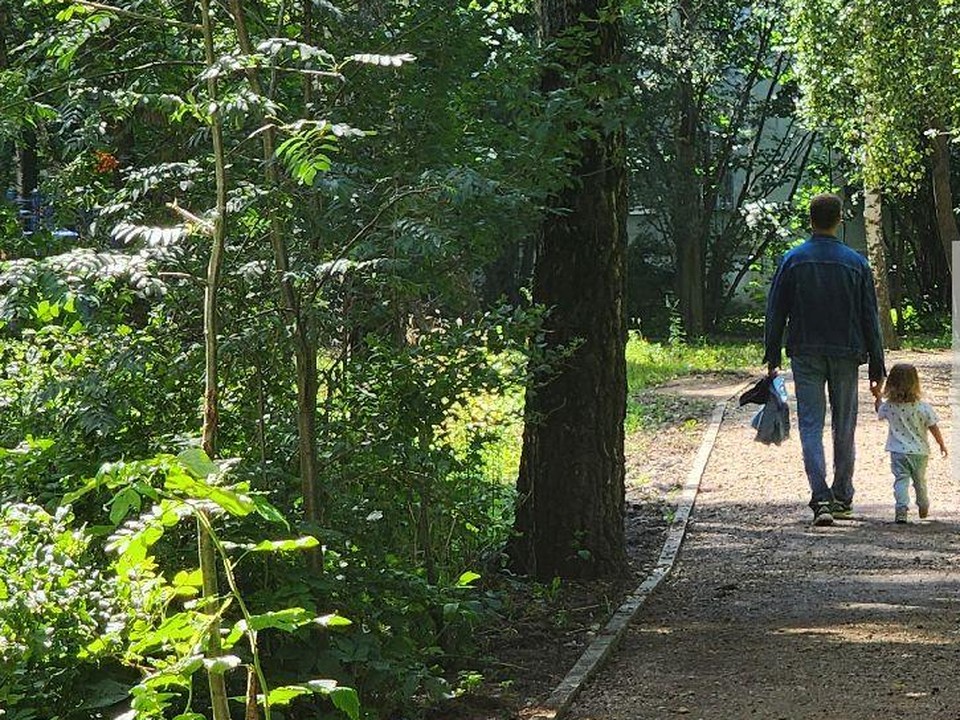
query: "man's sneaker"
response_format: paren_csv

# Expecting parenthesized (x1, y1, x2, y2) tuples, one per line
(918, 503, 929, 519)
(812, 503, 835, 527)
(895, 507, 908, 524)
(830, 502, 853, 520)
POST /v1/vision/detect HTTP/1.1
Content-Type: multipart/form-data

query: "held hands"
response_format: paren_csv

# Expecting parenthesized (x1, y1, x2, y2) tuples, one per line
(870, 378, 884, 412)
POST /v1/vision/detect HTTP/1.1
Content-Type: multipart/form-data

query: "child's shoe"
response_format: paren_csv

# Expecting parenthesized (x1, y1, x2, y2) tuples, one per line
(918, 502, 929, 519)
(895, 507, 908, 524)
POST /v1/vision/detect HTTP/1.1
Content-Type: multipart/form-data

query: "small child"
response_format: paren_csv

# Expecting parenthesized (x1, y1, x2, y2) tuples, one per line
(875, 363, 948, 523)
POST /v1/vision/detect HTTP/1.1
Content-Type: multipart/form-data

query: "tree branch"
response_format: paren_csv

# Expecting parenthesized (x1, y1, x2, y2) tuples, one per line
(71, 0, 203, 31)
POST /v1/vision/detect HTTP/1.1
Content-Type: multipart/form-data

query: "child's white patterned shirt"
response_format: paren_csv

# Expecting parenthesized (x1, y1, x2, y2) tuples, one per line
(877, 400, 938, 455)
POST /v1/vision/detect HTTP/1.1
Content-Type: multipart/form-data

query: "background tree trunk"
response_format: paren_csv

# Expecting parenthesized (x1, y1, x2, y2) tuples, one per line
(863, 187, 900, 349)
(228, 0, 323, 572)
(929, 129, 958, 274)
(673, 72, 704, 337)
(16, 129, 38, 198)
(510, 0, 628, 581)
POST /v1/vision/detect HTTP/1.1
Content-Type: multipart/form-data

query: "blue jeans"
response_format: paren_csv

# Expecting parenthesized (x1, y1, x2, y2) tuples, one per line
(891, 452, 929, 511)
(791, 355, 860, 508)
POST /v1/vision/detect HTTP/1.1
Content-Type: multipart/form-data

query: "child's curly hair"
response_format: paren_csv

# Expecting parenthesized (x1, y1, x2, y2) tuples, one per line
(883, 363, 921, 403)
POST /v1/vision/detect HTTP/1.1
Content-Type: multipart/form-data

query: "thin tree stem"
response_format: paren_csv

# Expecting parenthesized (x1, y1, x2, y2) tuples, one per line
(198, 0, 232, 715)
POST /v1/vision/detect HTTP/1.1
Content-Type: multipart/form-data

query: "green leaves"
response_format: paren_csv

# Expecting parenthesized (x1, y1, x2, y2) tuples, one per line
(264, 680, 360, 719)
(109, 486, 143, 525)
(249, 536, 320, 553)
(456, 571, 482, 588)
(348, 52, 417, 67)
(176, 448, 219, 479)
(223, 608, 352, 648)
(789, 0, 960, 190)
(276, 123, 339, 185)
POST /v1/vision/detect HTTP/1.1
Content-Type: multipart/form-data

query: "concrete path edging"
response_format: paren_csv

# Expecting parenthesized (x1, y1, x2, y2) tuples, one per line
(523, 383, 749, 720)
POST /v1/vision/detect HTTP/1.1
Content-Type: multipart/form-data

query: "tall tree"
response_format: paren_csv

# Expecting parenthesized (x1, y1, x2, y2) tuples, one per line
(790, 0, 960, 272)
(510, 0, 629, 580)
(630, 0, 812, 334)
(863, 187, 900, 348)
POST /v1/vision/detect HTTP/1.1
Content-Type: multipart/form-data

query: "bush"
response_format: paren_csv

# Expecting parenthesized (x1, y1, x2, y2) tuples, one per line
(0, 503, 128, 718)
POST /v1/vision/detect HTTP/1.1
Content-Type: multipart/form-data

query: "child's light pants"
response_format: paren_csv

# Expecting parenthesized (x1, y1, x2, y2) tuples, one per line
(890, 452, 929, 511)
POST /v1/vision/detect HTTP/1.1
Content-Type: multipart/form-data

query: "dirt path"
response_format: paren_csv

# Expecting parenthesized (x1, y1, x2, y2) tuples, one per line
(569, 350, 959, 720)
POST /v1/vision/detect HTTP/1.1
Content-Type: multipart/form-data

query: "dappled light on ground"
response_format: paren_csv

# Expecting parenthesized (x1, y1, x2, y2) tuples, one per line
(570, 351, 957, 720)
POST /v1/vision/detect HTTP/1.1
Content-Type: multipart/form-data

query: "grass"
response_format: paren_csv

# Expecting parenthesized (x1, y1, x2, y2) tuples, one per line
(624, 334, 761, 432)
(900, 333, 952, 350)
(625, 334, 762, 393)
(460, 336, 763, 484)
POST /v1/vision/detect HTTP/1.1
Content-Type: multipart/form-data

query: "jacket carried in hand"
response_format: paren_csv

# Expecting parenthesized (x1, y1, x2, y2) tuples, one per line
(762, 234, 886, 382)
(741, 375, 791, 446)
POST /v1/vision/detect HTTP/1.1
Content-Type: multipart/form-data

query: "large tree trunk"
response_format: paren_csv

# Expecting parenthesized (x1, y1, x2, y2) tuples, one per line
(510, 0, 628, 581)
(673, 71, 704, 337)
(863, 186, 900, 349)
(929, 129, 957, 274)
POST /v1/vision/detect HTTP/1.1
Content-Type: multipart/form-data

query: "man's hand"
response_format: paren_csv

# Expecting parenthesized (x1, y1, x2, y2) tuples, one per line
(870, 379, 883, 412)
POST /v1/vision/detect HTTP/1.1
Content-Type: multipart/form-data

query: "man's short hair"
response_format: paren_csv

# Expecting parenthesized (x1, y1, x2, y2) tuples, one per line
(809, 193, 843, 231)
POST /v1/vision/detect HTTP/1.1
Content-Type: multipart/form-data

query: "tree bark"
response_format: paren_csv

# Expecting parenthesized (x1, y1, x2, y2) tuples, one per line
(929, 128, 957, 274)
(16, 129, 38, 198)
(863, 186, 900, 349)
(673, 70, 704, 337)
(510, 0, 628, 581)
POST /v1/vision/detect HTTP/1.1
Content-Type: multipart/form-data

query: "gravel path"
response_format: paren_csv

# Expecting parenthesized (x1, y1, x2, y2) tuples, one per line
(569, 350, 959, 720)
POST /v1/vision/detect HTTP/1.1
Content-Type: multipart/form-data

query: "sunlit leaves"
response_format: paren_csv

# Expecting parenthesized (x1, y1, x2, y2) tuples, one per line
(112, 223, 188, 249)
(257, 38, 337, 66)
(348, 52, 417, 67)
(177, 448, 219, 479)
(456, 570, 481, 587)
(789, 0, 960, 190)
(249, 536, 320, 552)
(106, 498, 190, 574)
(276, 122, 341, 185)
(202, 655, 242, 674)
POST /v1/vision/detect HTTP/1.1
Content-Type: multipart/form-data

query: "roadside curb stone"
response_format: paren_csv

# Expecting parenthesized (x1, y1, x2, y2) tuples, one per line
(522, 380, 751, 720)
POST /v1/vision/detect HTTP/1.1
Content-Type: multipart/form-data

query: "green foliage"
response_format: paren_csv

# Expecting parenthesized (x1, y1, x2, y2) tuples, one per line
(625, 334, 760, 391)
(0, 503, 128, 717)
(0, 0, 546, 717)
(625, 0, 814, 331)
(624, 335, 759, 432)
(789, 0, 960, 191)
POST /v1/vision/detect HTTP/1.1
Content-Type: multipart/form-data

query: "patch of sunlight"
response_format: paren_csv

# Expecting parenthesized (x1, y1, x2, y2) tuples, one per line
(839, 602, 928, 613)
(773, 624, 951, 645)
(636, 626, 674, 635)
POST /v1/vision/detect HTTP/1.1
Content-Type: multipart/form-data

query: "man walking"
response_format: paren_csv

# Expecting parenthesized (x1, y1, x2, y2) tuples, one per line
(764, 193, 886, 526)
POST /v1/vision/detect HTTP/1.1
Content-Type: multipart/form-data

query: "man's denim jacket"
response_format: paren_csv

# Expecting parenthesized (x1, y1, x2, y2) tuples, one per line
(763, 234, 886, 382)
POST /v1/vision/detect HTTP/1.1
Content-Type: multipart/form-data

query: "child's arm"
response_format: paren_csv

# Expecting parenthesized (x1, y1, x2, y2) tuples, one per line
(929, 424, 948, 457)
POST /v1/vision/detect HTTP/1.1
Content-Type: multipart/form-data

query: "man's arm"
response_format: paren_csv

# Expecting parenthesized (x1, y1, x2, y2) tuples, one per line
(859, 263, 886, 391)
(763, 257, 790, 374)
